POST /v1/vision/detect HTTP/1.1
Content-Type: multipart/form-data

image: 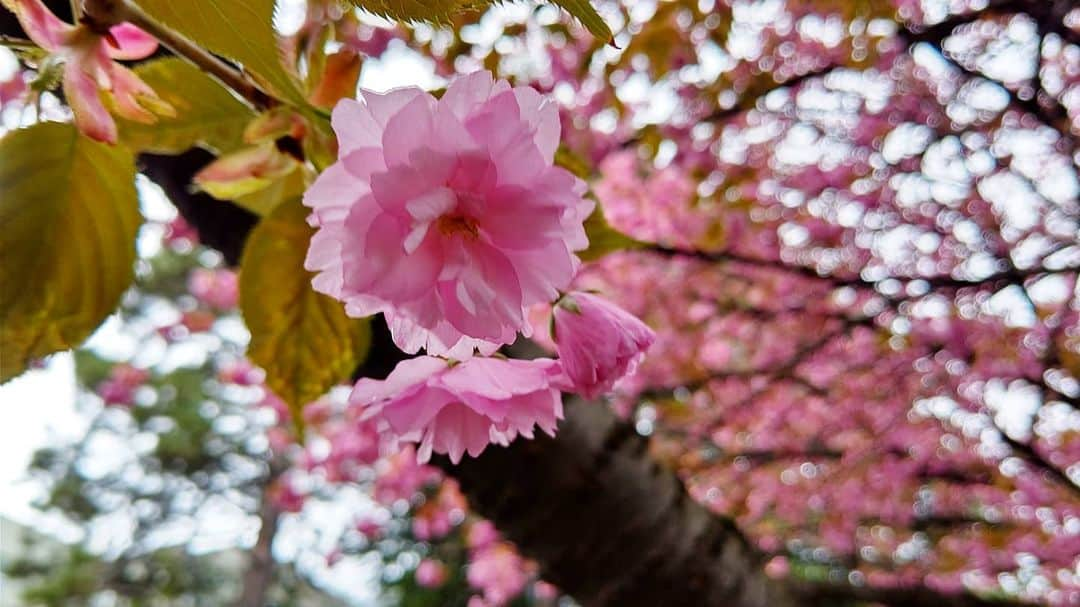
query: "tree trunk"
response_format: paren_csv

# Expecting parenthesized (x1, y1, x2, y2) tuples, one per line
(436, 400, 798, 607)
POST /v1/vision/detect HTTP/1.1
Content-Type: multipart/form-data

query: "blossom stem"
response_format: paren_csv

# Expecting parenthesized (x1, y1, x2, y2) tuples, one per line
(0, 35, 36, 50)
(108, 0, 275, 111)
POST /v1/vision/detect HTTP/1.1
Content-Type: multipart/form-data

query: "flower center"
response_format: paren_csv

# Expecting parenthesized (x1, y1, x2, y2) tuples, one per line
(436, 213, 479, 239)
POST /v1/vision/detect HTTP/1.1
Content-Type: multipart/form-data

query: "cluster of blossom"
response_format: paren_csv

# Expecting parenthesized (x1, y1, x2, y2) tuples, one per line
(385, 2, 1080, 603)
(255, 388, 562, 606)
(6, 0, 173, 143)
(403, 486, 561, 606)
(187, 267, 239, 311)
(304, 70, 656, 463)
(96, 363, 149, 407)
(21, 0, 1080, 603)
(287, 0, 400, 62)
(81, 201, 557, 606)
(593, 150, 711, 250)
(153, 212, 564, 607)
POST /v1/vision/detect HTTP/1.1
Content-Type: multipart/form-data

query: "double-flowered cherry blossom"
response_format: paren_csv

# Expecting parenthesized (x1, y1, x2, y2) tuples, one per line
(306, 69, 658, 461)
(351, 355, 565, 463)
(8, 0, 173, 143)
(304, 71, 593, 358)
(552, 291, 655, 399)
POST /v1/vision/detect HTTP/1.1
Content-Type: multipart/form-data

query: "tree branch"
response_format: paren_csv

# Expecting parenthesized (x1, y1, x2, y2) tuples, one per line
(788, 578, 1030, 607)
(996, 430, 1080, 496)
(108, 0, 274, 111)
(646, 244, 1078, 300)
(898, 3, 1077, 154)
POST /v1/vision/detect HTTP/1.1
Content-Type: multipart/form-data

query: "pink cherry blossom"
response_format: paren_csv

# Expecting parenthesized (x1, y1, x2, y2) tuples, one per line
(304, 70, 593, 358)
(354, 516, 384, 540)
(466, 520, 500, 551)
(8, 0, 171, 143)
(96, 363, 149, 406)
(268, 476, 305, 513)
(265, 427, 293, 454)
(373, 446, 442, 504)
(412, 481, 467, 540)
(415, 559, 449, 588)
(351, 355, 565, 463)
(163, 215, 199, 250)
(552, 292, 656, 399)
(533, 580, 559, 601)
(216, 358, 262, 386)
(467, 542, 534, 606)
(187, 268, 239, 310)
(179, 309, 216, 333)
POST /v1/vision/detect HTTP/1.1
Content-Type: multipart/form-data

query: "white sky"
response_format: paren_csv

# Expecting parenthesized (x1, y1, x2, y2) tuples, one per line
(0, 355, 79, 525)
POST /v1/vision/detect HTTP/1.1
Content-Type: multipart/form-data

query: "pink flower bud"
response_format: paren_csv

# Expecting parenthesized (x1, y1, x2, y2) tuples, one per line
(552, 292, 655, 399)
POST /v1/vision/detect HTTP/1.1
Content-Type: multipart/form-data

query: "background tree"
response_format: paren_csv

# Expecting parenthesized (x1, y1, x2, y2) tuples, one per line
(1, 1, 1077, 606)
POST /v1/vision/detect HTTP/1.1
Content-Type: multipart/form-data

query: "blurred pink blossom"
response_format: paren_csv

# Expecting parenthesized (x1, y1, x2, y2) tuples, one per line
(7, 0, 171, 143)
(96, 364, 149, 407)
(188, 268, 239, 310)
(467, 543, 533, 606)
(415, 559, 449, 588)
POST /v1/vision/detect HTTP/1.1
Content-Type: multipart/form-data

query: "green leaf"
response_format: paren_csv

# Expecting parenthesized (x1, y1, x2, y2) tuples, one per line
(231, 167, 307, 216)
(117, 58, 255, 154)
(551, 0, 613, 42)
(0, 122, 141, 383)
(132, 0, 306, 106)
(193, 142, 298, 200)
(580, 204, 642, 261)
(240, 199, 371, 431)
(348, 0, 491, 23)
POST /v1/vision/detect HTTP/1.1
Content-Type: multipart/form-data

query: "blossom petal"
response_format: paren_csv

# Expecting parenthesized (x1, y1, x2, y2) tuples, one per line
(332, 98, 382, 154)
(105, 23, 159, 60)
(9, 0, 71, 51)
(63, 60, 116, 144)
(511, 85, 560, 161)
(382, 93, 436, 167)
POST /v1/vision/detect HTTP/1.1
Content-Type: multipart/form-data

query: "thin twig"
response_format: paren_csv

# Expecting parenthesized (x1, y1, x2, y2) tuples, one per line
(111, 0, 274, 111)
(0, 34, 36, 50)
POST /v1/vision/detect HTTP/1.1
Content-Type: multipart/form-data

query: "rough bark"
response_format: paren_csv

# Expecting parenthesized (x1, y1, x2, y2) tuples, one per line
(435, 399, 798, 607)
